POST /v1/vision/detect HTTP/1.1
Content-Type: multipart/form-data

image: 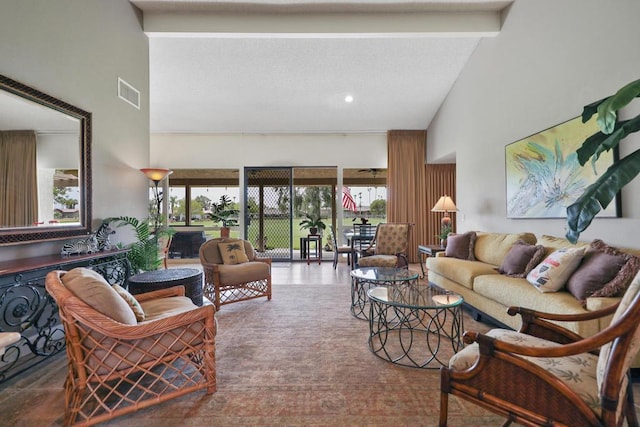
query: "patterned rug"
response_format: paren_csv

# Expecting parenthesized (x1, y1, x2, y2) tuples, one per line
(3, 280, 505, 426)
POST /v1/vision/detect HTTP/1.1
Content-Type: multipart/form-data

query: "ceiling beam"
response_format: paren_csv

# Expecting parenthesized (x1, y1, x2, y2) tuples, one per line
(143, 11, 501, 38)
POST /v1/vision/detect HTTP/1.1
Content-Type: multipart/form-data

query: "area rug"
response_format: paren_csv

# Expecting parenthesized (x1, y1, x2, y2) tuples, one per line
(1, 280, 505, 426)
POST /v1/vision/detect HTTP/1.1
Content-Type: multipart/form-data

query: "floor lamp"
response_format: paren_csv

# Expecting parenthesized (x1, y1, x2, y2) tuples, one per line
(140, 168, 173, 234)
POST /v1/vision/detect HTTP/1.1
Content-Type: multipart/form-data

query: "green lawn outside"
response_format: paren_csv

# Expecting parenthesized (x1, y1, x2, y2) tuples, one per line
(170, 217, 384, 250)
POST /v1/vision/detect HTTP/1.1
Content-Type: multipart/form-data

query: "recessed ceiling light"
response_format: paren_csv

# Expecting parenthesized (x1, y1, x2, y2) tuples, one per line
(345, 95, 354, 103)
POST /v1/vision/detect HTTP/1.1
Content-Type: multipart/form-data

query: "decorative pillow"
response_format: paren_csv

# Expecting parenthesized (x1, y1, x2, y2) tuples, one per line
(498, 240, 546, 278)
(61, 267, 137, 325)
(569, 239, 640, 300)
(445, 232, 477, 261)
(526, 247, 586, 292)
(112, 284, 145, 322)
(218, 241, 250, 265)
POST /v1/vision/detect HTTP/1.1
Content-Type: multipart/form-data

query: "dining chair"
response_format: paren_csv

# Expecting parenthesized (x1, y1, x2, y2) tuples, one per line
(329, 225, 356, 269)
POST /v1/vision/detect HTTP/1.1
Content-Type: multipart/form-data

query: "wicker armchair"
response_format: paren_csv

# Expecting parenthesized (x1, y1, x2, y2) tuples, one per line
(199, 238, 272, 311)
(357, 223, 411, 269)
(439, 271, 640, 427)
(45, 269, 216, 427)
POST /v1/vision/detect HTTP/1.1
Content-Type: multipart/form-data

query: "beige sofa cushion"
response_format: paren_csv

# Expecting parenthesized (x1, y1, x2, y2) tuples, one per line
(538, 235, 589, 257)
(474, 275, 589, 316)
(427, 257, 499, 290)
(62, 268, 137, 325)
(473, 232, 537, 266)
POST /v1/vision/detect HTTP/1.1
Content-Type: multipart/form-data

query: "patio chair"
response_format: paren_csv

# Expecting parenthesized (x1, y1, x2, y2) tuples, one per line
(329, 225, 356, 269)
(199, 238, 272, 310)
(45, 268, 216, 426)
(439, 271, 640, 427)
(357, 222, 411, 269)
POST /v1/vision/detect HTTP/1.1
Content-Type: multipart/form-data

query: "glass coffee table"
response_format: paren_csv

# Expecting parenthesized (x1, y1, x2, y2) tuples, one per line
(367, 284, 464, 369)
(350, 267, 419, 320)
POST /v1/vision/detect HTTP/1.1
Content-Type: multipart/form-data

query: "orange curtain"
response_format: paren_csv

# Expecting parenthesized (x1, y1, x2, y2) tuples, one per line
(387, 130, 456, 262)
(387, 130, 427, 263)
(0, 130, 38, 227)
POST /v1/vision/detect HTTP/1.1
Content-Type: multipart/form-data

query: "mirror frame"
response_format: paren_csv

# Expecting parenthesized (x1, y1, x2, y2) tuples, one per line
(0, 74, 92, 245)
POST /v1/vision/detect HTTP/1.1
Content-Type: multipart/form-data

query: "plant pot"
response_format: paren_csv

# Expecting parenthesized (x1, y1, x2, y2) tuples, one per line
(440, 238, 447, 248)
(220, 227, 230, 238)
(309, 227, 318, 235)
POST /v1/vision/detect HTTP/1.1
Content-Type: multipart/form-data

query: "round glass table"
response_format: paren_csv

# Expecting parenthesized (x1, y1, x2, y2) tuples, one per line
(350, 267, 419, 320)
(367, 284, 464, 369)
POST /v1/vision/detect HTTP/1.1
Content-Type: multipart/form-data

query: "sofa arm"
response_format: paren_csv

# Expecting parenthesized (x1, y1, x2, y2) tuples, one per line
(435, 252, 446, 258)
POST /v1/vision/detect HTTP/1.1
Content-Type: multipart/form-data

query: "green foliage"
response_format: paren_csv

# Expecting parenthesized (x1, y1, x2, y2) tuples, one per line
(566, 79, 640, 243)
(436, 224, 452, 241)
(107, 216, 175, 274)
(299, 213, 326, 231)
(209, 195, 239, 227)
(370, 199, 386, 216)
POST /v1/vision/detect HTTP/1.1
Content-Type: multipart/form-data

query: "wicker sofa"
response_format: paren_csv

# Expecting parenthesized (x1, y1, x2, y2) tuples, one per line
(427, 232, 640, 341)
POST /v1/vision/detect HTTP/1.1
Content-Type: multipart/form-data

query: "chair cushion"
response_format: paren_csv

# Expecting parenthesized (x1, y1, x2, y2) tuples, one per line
(450, 328, 601, 416)
(373, 223, 410, 255)
(218, 241, 250, 265)
(140, 296, 198, 322)
(358, 255, 398, 268)
(526, 247, 586, 292)
(218, 262, 270, 286)
(597, 271, 640, 391)
(113, 284, 145, 322)
(62, 268, 137, 325)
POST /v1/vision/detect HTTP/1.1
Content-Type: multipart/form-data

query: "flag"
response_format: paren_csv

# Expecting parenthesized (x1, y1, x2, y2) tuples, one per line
(342, 187, 357, 212)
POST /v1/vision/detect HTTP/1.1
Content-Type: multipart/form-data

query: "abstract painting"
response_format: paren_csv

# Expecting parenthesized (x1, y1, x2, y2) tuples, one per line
(505, 115, 619, 219)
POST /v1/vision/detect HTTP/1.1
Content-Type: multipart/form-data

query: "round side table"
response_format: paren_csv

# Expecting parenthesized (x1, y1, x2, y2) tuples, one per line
(127, 268, 203, 306)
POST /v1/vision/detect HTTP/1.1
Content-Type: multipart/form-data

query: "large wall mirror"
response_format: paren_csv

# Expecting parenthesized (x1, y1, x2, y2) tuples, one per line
(0, 74, 91, 245)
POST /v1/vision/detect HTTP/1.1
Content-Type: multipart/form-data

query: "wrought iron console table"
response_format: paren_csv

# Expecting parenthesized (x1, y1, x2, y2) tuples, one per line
(0, 249, 130, 383)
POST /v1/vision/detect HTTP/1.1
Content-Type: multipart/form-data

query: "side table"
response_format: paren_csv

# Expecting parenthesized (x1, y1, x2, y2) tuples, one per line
(418, 245, 446, 279)
(127, 268, 204, 306)
(306, 234, 322, 265)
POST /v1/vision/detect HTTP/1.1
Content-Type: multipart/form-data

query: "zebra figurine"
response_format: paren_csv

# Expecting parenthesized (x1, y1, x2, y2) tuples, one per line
(61, 234, 98, 256)
(94, 222, 116, 251)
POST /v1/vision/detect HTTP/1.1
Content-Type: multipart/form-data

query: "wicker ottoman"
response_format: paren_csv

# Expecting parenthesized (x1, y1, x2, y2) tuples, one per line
(127, 268, 204, 306)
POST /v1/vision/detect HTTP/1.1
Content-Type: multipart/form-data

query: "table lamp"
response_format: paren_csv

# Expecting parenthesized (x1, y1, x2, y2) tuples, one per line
(431, 195, 457, 229)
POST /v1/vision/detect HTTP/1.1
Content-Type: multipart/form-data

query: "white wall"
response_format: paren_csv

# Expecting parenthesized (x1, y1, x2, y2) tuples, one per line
(151, 133, 387, 169)
(427, 0, 640, 248)
(0, 0, 150, 260)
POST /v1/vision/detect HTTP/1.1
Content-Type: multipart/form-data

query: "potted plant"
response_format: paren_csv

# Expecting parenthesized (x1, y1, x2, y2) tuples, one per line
(299, 213, 326, 235)
(566, 79, 640, 243)
(209, 195, 239, 238)
(436, 224, 452, 248)
(107, 216, 175, 273)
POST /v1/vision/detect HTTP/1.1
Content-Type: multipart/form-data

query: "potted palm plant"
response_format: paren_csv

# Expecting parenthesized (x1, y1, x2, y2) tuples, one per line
(299, 213, 326, 235)
(566, 79, 640, 243)
(209, 195, 239, 238)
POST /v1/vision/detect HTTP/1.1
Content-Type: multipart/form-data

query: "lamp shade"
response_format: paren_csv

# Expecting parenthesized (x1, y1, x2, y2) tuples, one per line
(431, 195, 457, 213)
(140, 168, 173, 183)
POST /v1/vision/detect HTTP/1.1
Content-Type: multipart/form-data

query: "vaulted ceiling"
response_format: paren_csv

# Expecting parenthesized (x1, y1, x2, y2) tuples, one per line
(130, 0, 513, 134)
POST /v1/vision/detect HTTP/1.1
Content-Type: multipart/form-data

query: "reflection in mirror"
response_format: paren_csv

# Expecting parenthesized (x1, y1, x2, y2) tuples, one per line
(0, 74, 91, 245)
